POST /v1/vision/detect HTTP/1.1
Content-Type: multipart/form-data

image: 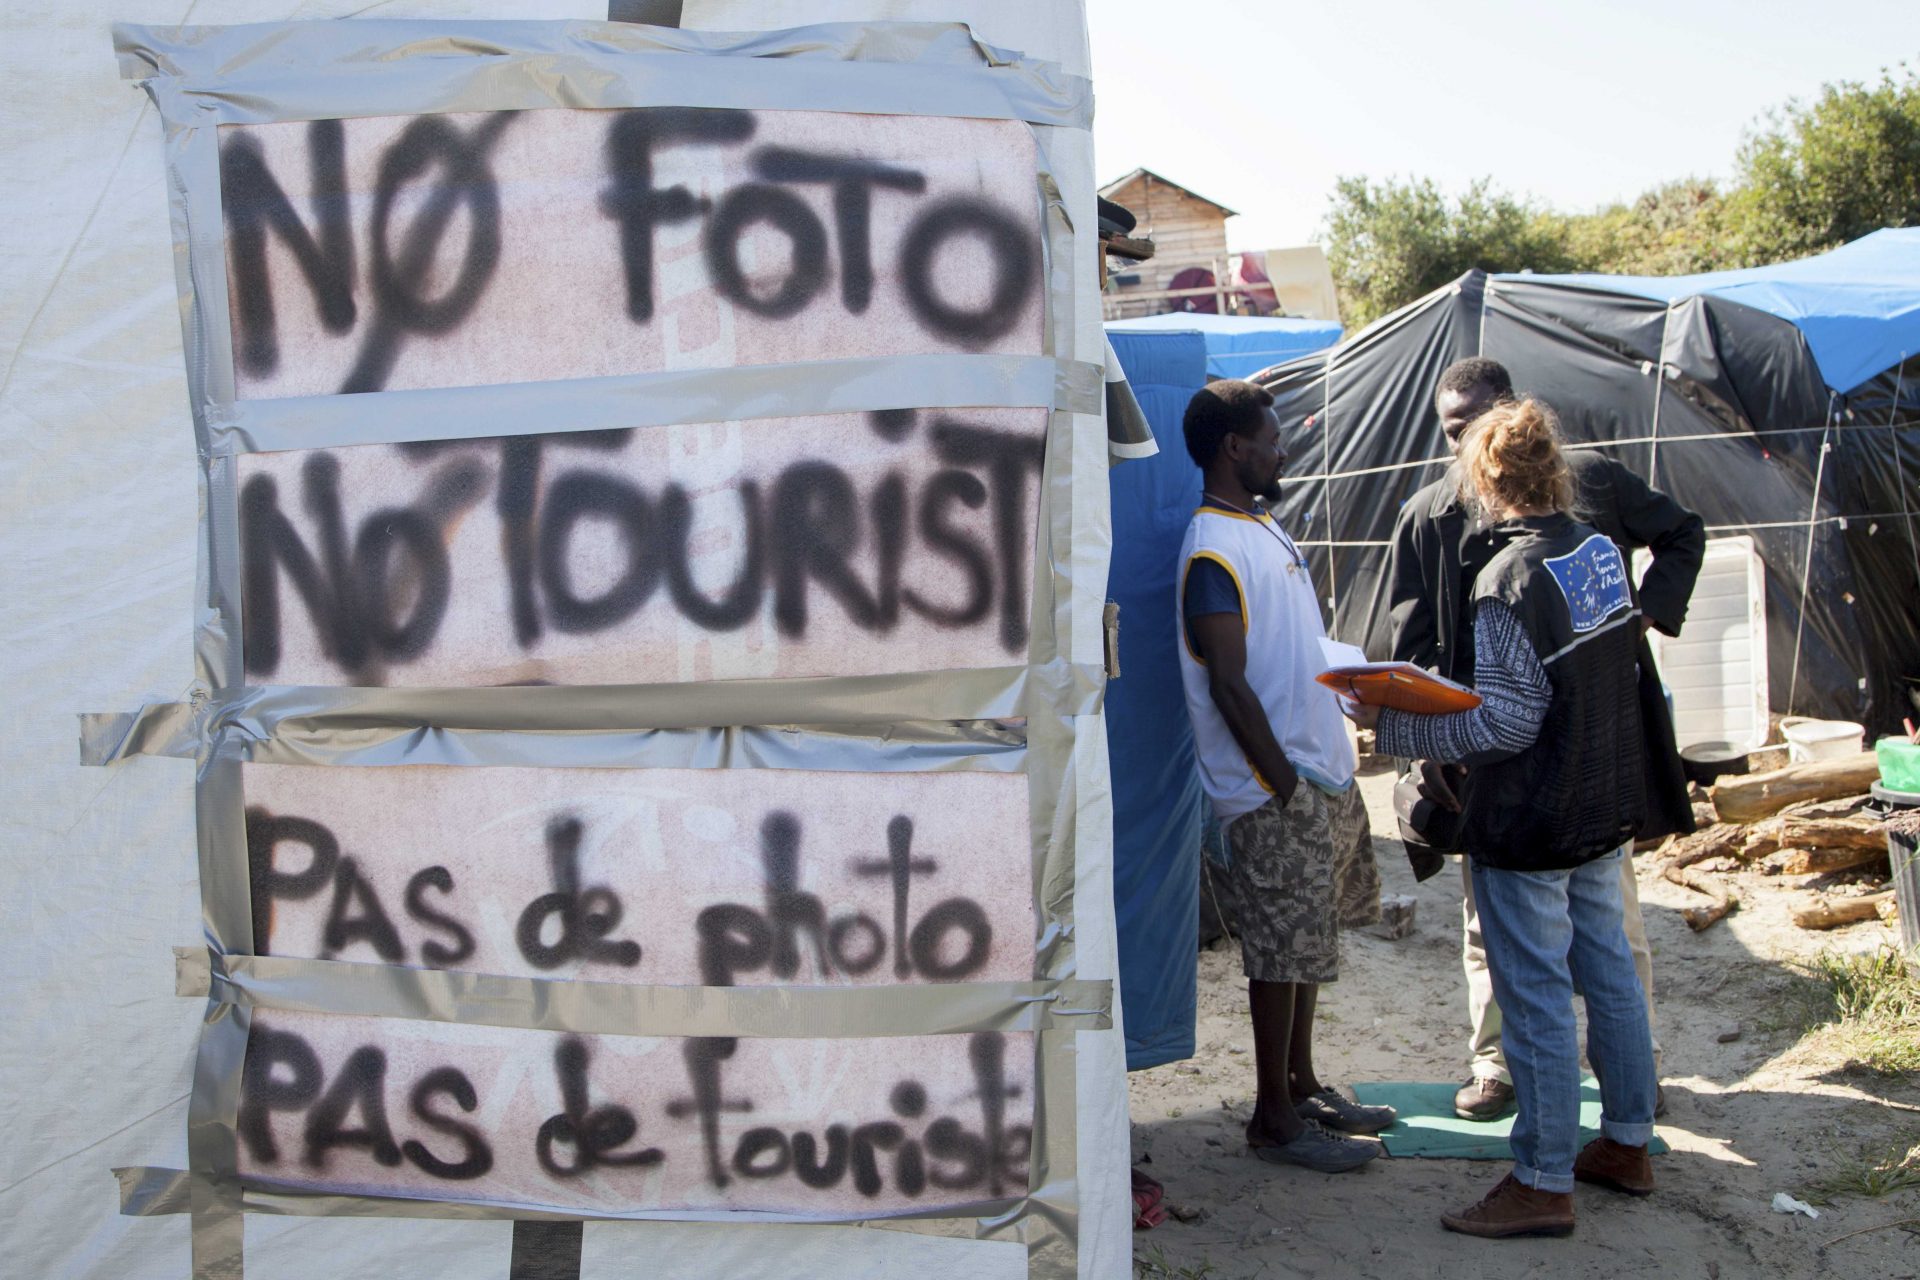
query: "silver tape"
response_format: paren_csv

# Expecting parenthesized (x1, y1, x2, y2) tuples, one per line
(175, 949, 1112, 1038)
(80, 661, 1104, 764)
(195, 757, 250, 955)
(210, 355, 1100, 456)
(120, 1164, 1023, 1229)
(114, 20, 1092, 130)
(187, 1000, 249, 1280)
(213, 718, 1024, 772)
(115, 1165, 195, 1218)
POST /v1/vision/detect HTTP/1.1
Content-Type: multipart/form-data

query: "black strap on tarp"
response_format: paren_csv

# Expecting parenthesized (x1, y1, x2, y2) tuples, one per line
(510, 1222, 585, 1280)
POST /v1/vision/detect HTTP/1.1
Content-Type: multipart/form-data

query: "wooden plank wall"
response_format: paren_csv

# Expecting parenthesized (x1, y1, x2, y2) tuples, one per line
(1103, 174, 1230, 318)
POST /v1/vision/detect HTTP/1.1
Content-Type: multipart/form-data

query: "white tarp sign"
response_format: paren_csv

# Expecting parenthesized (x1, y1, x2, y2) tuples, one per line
(15, 2, 1121, 1280)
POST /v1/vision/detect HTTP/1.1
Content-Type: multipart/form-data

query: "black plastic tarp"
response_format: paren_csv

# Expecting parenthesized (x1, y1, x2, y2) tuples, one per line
(1256, 264, 1920, 733)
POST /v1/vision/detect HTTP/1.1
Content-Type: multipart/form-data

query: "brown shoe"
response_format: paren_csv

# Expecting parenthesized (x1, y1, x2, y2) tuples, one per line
(1573, 1137, 1655, 1196)
(1453, 1075, 1516, 1121)
(1441, 1174, 1575, 1238)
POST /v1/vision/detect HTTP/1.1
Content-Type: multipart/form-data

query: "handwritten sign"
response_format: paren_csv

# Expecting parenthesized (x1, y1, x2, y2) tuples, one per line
(239, 1011, 1034, 1216)
(185, 54, 1067, 1232)
(235, 407, 1046, 686)
(219, 108, 1044, 400)
(243, 763, 1034, 987)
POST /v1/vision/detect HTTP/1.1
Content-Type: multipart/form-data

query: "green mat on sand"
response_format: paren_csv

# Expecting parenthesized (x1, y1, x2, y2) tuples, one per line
(1349, 1079, 1670, 1160)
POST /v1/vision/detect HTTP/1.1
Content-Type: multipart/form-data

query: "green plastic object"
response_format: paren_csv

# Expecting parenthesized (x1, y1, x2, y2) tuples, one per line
(1877, 737, 1920, 793)
(1349, 1079, 1671, 1160)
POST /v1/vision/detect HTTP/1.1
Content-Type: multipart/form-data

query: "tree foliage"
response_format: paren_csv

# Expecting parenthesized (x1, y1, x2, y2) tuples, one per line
(1321, 62, 1920, 326)
(1323, 176, 1576, 326)
(1728, 65, 1920, 261)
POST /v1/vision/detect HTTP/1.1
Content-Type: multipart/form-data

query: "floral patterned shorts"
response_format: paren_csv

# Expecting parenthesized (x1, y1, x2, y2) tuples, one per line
(1226, 784, 1373, 984)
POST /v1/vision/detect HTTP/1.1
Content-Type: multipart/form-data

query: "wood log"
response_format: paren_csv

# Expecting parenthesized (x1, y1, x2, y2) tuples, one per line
(1792, 891, 1897, 930)
(1778, 795, 1875, 822)
(1662, 863, 1737, 930)
(1661, 823, 1744, 872)
(1710, 753, 1882, 824)
(1762, 846, 1892, 876)
(1101, 232, 1156, 262)
(1741, 815, 1889, 861)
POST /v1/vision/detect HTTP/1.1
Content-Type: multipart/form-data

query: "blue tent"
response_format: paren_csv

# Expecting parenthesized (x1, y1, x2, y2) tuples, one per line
(1104, 327, 1209, 1071)
(1522, 228, 1920, 396)
(1107, 313, 1342, 381)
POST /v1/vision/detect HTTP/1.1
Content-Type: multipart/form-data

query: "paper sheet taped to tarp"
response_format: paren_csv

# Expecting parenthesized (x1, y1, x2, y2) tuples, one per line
(215, 108, 1046, 401)
(242, 762, 1034, 988)
(236, 408, 1046, 688)
(236, 1009, 1034, 1218)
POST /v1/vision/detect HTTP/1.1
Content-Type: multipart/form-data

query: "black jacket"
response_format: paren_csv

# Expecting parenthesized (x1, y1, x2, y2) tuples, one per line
(1387, 451, 1705, 842)
(1460, 515, 1648, 870)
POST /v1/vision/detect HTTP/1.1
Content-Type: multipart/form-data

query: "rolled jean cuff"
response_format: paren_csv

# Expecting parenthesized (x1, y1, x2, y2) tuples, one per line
(1602, 1119, 1654, 1147)
(1512, 1162, 1575, 1195)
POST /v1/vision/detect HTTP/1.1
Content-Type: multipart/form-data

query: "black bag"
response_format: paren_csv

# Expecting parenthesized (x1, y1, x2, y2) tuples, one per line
(1393, 766, 1463, 881)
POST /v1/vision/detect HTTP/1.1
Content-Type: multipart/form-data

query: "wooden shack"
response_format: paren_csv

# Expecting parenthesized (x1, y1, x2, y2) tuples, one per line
(1099, 168, 1235, 319)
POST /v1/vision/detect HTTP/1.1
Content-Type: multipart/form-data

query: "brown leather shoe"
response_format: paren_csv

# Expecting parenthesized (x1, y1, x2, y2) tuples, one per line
(1441, 1173, 1575, 1238)
(1573, 1136, 1655, 1196)
(1453, 1075, 1516, 1121)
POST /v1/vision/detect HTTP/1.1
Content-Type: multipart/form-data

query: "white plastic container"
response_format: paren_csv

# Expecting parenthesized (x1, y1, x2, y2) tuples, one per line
(1779, 716, 1866, 763)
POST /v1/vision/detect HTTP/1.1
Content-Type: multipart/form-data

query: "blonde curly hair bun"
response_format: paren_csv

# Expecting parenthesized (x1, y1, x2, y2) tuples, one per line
(1457, 397, 1574, 516)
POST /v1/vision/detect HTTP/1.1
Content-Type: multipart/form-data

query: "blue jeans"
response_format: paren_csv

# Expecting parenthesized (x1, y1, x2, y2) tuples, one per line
(1471, 847, 1655, 1192)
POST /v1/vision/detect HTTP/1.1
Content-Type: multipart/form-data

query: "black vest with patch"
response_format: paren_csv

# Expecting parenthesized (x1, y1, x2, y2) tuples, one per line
(1462, 514, 1647, 871)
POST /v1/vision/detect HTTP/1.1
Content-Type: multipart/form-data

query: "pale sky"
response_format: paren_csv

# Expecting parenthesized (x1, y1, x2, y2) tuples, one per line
(1089, 0, 1919, 250)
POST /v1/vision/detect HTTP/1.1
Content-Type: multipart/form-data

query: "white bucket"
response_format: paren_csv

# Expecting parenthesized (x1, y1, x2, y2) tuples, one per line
(1779, 716, 1866, 763)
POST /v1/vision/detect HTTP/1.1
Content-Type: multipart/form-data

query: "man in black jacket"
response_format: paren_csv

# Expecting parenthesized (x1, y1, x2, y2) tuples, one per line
(1387, 357, 1703, 1122)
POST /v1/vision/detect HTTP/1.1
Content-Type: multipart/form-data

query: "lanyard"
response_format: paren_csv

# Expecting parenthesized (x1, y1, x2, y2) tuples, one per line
(1202, 493, 1307, 574)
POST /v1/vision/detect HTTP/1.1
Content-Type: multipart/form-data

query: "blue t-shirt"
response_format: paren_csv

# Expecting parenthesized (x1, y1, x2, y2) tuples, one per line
(1182, 556, 1242, 654)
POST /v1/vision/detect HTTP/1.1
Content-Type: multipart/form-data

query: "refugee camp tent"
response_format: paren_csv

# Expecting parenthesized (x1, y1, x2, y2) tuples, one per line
(1107, 312, 1343, 380)
(0, 4, 1128, 1279)
(1104, 326, 1209, 1070)
(1256, 230, 1920, 733)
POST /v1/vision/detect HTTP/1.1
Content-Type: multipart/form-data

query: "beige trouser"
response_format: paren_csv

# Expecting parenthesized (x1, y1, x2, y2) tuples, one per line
(1462, 852, 1661, 1084)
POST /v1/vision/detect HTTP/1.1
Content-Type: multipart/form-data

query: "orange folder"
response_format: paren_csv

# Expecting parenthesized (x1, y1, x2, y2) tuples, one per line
(1316, 663, 1482, 714)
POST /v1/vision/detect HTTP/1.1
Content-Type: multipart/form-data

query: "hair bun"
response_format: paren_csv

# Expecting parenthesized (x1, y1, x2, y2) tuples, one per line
(1457, 397, 1573, 515)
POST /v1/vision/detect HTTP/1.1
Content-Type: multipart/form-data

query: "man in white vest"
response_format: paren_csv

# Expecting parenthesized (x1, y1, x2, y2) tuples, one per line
(1176, 379, 1392, 1173)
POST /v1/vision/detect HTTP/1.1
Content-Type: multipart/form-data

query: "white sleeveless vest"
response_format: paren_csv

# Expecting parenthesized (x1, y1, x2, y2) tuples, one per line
(1176, 507, 1355, 824)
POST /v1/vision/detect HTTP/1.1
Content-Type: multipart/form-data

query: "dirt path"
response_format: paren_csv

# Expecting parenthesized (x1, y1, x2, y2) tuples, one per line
(1128, 766, 1918, 1279)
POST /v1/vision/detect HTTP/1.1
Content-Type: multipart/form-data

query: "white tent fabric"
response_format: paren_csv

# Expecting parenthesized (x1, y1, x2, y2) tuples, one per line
(0, 3, 1125, 1278)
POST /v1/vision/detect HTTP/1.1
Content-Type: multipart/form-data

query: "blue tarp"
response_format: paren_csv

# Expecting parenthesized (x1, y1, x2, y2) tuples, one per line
(1515, 228, 1920, 395)
(1104, 327, 1209, 1072)
(1106, 313, 1343, 381)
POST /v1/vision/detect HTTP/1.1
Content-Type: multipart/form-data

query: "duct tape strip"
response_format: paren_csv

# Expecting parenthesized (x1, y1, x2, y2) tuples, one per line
(188, 999, 249, 1280)
(115, 20, 1093, 131)
(119, 1163, 1024, 1228)
(98, 717, 1025, 772)
(79, 660, 1105, 765)
(206, 355, 1103, 456)
(174, 949, 1113, 1037)
(1016, 1029, 1081, 1279)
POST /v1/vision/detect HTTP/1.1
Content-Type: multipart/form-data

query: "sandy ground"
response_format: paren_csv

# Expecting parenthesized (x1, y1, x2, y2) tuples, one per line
(1127, 765, 1919, 1279)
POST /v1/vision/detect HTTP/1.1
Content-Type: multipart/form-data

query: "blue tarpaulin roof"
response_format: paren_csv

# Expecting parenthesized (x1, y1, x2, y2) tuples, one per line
(1106, 313, 1343, 380)
(1512, 228, 1920, 394)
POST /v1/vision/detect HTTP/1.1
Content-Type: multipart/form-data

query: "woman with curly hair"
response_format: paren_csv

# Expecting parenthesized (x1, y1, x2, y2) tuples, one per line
(1351, 398, 1657, 1237)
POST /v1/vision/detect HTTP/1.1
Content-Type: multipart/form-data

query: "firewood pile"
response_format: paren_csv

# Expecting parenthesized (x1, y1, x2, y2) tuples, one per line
(1648, 751, 1906, 933)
